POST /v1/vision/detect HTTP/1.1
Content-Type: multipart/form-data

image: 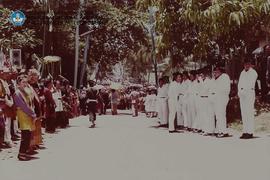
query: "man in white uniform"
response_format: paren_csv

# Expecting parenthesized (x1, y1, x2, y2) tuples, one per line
(157, 78, 169, 126)
(176, 76, 184, 129)
(197, 70, 214, 135)
(238, 59, 258, 139)
(187, 71, 198, 131)
(168, 73, 181, 133)
(212, 66, 231, 138)
(181, 71, 191, 130)
(194, 72, 202, 133)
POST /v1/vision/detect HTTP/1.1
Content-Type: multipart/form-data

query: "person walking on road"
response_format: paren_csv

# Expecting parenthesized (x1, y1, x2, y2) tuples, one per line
(86, 81, 98, 128)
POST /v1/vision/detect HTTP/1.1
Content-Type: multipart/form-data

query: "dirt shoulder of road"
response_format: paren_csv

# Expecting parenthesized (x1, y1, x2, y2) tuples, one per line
(229, 112, 270, 133)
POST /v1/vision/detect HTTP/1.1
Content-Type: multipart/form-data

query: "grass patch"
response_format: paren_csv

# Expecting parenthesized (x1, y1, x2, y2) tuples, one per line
(229, 114, 270, 133)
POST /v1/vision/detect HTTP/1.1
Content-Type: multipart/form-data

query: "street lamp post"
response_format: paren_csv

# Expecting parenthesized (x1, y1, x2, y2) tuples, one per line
(149, 6, 158, 86)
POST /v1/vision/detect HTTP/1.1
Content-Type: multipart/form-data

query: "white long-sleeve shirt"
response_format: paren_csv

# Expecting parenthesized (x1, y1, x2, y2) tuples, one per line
(213, 73, 231, 96)
(157, 84, 169, 98)
(52, 90, 63, 112)
(187, 80, 199, 97)
(238, 68, 258, 94)
(182, 79, 191, 101)
(197, 78, 212, 97)
(168, 81, 180, 104)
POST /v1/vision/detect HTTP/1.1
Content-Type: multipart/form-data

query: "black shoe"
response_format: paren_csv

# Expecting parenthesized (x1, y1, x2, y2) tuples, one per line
(169, 130, 178, 133)
(158, 124, 168, 128)
(176, 125, 184, 130)
(240, 133, 249, 139)
(245, 133, 253, 139)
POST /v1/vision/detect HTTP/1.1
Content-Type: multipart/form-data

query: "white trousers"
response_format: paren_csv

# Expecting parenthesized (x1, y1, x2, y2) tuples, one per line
(239, 92, 255, 134)
(213, 95, 229, 134)
(157, 98, 169, 125)
(203, 97, 215, 133)
(187, 95, 197, 129)
(4, 117, 12, 143)
(193, 96, 201, 130)
(197, 97, 214, 132)
(182, 96, 190, 128)
(177, 96, 184, 126)
(168, 99, 177, 131)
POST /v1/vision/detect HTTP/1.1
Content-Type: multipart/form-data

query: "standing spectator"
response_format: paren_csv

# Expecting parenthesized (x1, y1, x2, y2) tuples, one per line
(96, 89, 104, 115)
(130, 88, 139, 117)
(69, 88, 79, 117)
(145, 89, 157, 118)
(28, 69, 43, 150)
(52, 80, 65, 128)
(44, 79, 56, 133)
(62, 82, 72, 126)
(0, 69, 14, 148)
(110, 89, 119, 115)
(0, 110, 4, 151)
(79, 88, 88, 116)
(102, 89, 110, 114)
(14, 75, 37, 161)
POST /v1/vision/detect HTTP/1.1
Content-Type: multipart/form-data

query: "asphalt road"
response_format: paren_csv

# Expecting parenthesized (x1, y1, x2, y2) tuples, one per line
(1, 111, 270, 180)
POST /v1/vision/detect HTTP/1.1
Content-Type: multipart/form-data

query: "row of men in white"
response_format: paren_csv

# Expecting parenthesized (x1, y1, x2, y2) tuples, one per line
(157, 60, 258, 139)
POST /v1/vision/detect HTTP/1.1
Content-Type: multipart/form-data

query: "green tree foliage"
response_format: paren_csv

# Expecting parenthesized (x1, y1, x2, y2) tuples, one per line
(136, 0, 270, 68)
(2, 0, 151, 81)
(0, 8, 41, 53)
(80, 0, 150, 78)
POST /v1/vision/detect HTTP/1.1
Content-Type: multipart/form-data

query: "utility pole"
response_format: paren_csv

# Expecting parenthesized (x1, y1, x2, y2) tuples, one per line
(149, 6, 158, 86)
(74, 0, 84, 88)
(42, 0, 48, 57)
(79, 35, 90, 88)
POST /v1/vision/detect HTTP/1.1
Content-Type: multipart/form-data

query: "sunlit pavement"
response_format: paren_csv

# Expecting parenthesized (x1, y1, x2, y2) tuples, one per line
(1, 110, 270, 180)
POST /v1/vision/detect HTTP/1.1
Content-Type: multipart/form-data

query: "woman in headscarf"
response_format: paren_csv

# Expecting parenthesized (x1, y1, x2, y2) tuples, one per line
(14, 75, 37, 161)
